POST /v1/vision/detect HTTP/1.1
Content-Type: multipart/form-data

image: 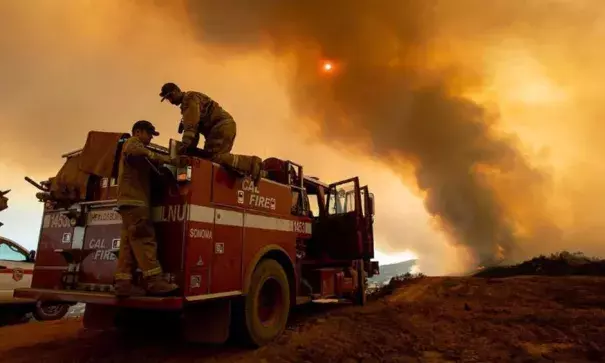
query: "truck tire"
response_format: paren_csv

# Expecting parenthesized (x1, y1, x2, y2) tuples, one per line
(33, 303, 70, 321)
(234, 258, 290, 347)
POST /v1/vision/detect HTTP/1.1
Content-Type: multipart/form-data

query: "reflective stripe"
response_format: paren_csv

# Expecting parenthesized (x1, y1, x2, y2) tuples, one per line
(114, 273, 132, 280)
(244, 213, 293, 232)
(189, 205, 214, 224)
(51, 204, 312, 235)
(142, 267, 162, 277)
(174, 205, 313, 234)
(215, 209, 243, 227)
(186, 290, 242, 302)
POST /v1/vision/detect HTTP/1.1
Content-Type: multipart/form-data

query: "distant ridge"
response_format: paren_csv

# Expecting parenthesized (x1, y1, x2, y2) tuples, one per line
(369, 259, 418, 285)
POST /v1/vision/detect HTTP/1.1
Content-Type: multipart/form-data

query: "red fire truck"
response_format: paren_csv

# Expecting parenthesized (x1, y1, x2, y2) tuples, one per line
(14, 131, 378, 347)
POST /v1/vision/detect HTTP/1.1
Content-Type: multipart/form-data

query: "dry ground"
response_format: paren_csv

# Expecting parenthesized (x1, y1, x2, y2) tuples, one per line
(1, 276, 605, 363)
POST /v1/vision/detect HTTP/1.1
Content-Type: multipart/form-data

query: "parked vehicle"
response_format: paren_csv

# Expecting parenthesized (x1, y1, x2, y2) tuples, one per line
(1, 236, 71, 324)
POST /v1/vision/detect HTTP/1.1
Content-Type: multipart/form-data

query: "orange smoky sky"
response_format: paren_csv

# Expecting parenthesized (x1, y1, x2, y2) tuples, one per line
(1, 0, 605, 274)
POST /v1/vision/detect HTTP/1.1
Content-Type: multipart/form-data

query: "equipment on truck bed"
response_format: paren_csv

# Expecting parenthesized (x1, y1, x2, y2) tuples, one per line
(15, 130, 379, 347)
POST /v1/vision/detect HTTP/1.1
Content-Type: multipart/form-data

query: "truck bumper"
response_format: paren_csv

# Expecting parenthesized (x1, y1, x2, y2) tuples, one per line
(14, 288, 184, 310)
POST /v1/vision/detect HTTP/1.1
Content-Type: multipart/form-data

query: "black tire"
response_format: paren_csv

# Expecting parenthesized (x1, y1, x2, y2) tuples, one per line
(233, 259, 290, 347)
(33, 303, 70, 321)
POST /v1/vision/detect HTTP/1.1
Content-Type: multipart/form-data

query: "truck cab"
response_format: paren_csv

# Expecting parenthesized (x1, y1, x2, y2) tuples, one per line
(14, 131, 378, 346)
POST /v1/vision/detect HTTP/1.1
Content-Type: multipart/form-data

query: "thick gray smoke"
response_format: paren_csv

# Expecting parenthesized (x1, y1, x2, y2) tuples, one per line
(177, 0, 564, 265)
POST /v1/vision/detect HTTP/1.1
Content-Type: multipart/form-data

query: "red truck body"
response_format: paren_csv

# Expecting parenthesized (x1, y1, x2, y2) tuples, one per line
(15, 132, 378, 346)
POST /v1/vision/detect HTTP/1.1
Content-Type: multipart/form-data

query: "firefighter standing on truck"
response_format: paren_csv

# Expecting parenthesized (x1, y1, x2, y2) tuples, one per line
(114, 120, 180, 297)
(159, 82, 264, 183)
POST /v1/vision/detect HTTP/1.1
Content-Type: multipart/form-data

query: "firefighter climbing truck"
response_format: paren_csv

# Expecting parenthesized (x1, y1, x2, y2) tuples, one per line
(14, 131, 378, 347)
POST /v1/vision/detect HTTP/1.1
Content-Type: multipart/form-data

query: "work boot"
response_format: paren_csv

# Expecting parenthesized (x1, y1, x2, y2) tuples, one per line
(144, 275, 179, 296)
(114, 280, 146, 298)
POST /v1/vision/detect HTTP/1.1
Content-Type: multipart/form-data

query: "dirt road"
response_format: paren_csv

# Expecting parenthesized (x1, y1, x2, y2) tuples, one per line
(1, 276, 604, 363)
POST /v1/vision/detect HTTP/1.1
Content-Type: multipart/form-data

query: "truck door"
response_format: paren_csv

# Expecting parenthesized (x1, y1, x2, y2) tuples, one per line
(319, 177, 365, 260)
(360, 186, 375, 260)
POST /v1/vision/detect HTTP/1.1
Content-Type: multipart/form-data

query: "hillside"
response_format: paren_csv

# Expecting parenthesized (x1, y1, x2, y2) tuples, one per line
(2, 252, 605, 362)
(369, 259, 417, 286)
(474, 251, 605, 278)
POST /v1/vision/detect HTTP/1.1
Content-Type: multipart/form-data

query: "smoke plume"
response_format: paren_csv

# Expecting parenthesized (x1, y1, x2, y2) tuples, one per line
(177, 0, 586, 265)
(2, 0, 605, 272)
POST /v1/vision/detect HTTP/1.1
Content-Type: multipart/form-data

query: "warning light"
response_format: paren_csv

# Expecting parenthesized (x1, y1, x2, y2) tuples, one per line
(323, 62, 333, 72)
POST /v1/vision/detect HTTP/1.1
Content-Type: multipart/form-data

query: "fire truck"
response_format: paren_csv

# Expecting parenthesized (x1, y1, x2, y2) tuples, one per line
(14, 131, 378, 347)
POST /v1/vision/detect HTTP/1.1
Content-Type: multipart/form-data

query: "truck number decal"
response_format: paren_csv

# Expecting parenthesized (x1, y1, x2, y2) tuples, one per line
(157, 205, 187, 222)
(293, 221, 307, 234)
(189, 228, 212, 239)
(44, 213, 70, 229)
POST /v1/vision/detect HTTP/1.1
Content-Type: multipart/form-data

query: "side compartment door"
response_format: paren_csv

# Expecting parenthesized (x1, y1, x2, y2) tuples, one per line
(210, 207, 244, 294)
(321, 177, 364, 259)
(32, 211, 77, 290)
(79, 207, 122, 289)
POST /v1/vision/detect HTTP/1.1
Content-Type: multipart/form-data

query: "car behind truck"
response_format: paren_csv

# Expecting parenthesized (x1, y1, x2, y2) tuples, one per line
(14, 131, 379, 346)
(1, 236, 72, 324)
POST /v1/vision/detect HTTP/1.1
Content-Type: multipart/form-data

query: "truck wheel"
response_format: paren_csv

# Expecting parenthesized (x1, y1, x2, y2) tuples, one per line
(235, 259, 290, 347)
(33, 303, 70, 321)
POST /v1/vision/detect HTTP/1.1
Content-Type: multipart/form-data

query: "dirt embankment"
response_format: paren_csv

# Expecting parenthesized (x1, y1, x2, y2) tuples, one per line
(1, 274, 605, 363)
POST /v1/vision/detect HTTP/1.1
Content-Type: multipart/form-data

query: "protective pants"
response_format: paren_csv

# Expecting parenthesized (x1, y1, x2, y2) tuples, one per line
(114, 206, 163, 281)
(189, 119, 263, 180)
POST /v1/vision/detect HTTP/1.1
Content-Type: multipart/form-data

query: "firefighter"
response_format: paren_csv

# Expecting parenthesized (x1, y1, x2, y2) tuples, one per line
(159, 82, 264, 183)
(114, 120, 181, 297)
